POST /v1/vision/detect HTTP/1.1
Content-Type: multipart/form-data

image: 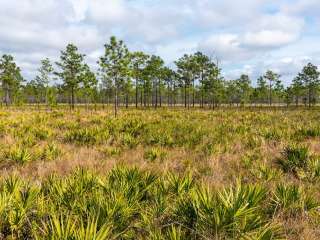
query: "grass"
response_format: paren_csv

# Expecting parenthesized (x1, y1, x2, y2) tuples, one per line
(0, 106, 319, 239)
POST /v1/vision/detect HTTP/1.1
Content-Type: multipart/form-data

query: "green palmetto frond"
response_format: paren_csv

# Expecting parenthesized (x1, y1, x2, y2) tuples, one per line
(4, 175, 23, 194)
(166, 172, 194, 195)
(167, 225, 183, 240)
(38, 214, 76, 240)
(75, 217, 113, 240)
(241, 223, 284, 240)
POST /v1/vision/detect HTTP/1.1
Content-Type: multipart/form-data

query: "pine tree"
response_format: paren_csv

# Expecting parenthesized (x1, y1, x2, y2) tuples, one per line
(55, 44, 86, 110)
(263, 70, 281, 106)
(98, 36, 130, 116)
(35, 58, 54, 105)
(0, 55, 23, 106)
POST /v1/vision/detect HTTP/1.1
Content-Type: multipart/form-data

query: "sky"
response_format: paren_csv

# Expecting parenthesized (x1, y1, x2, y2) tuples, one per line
(0, 0, 320, 85)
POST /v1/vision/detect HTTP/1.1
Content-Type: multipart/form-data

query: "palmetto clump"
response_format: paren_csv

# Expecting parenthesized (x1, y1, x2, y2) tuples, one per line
(0, 167, 305, 239)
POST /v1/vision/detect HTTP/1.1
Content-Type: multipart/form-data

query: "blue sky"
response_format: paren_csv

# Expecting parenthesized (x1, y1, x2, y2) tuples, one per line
(0, 0, 319, 85)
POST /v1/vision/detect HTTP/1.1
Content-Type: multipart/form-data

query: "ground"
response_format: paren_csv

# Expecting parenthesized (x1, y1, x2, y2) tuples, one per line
(0, 107, 319, 239)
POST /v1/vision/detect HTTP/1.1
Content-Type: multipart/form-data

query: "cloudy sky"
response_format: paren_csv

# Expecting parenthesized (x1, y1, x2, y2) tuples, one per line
(0, 0, 319, 85)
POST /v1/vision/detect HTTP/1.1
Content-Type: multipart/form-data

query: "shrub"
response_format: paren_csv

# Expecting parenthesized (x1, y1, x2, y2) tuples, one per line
(143, 128, 174, 147)
(50, 110, 64, 118)
(245, 135, 263, 148)
(307, 158, 320, 180)
(40, 143, 61, 161)
(200, 141, 216, 156)
(0, 167, 286, 239)
(102, 146, 122, 157)
(271, 184, 319, 216)
(264, 130, 282, 141)
(193, 183, 279, 239)
(120, 133, 138, 149)
(297, 127, 320, 138)
(20, 134, 37, 147)
(119, 118, 145, 137)
(32, 127, 51, 140)
(65, 128, 97, 145)
(5, 146, 32, 164)
(144, 148, 167, 162)
(278, 145, 309, 174)
(0, 123, 6, 137)
(252, 164, 282, 182)
(64, 127, 109, 145)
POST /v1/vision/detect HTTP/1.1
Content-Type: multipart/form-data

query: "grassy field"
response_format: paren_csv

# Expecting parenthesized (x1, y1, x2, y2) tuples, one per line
(0, 107, 320, 239)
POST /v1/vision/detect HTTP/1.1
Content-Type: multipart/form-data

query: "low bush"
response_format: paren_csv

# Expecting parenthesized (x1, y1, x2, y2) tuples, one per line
(40, 143, 61, 161)
(144, 148, 167, 162)
(3, 146, 32, 165)
(271, 183, 319, 217)
(278, 145, 310, 174)
(64, 127, 109, 145)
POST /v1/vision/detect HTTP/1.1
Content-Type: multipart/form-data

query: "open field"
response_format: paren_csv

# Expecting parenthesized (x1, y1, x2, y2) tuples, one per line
(0, 107, 320, 239)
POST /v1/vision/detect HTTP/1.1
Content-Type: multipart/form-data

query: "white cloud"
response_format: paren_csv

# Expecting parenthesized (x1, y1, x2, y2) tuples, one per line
(0, 0, 318, 84)
(282, 0, 320, 16)
(198, 34, 248, 61)
(87, 0, 127, 24)
(243, 30, 298, 48)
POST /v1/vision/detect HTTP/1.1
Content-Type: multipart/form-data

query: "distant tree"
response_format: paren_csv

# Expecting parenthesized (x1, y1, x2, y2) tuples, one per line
(203, 63, 223, 109)
(98, 71, 113, 106)
(236, 74, 252, 105)
(284, 86, 294, 107)
(256, 76, 268, 104)
(145, 55, 164, 108)
(141, 62, 153, 107)
(26, 80, 42, 106)
(189, 53, 202, 107)
(35, 58, 54, 105)
(130, 51, 149, 108)
(55, 44, 86, 110)
(0, 55, 23, 106)
(298, 63, 320, 107)
(79, 64, 97, 109)
(194, 52, 211, 108)
(291, 75, 304, 106)
(99, 36, 130, 116)
(226, 80, 238, 105)
(263, 70, 281, 106)
(162, 67, 175, 106)
(274, 77, 284, 104)
(175, 54, 195, 108)
(47, 87, 57, 110)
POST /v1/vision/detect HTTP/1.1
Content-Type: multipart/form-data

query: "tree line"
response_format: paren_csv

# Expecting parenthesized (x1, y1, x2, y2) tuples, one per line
(0, 36, 320, 115)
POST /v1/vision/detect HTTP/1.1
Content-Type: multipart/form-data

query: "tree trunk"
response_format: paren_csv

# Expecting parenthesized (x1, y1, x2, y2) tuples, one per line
(269, 81, 272, 106)
(173, 82, 176, 107)
(140, 90, 143, 106)
(126, 93, 128, 109)
(167, 83, 170, 107)
(114, 87, 118, 117)
(144, 82, 147, 108)
(187, 86, 190, 109)
(192, 80, 195, 107)
(4, 87, 10, 107)
(159, 79, 162, 107)
(71, 87, 75, 110)
(155, 80, 158, 109)
(135, 79, 138, 108)
(201, 89, 204, 108)
(308, 87, 311, 108)
(184, 84, 187, 108)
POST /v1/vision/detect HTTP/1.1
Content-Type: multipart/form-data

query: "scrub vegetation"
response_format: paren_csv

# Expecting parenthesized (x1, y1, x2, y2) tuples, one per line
(0, 107, 319, 239)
